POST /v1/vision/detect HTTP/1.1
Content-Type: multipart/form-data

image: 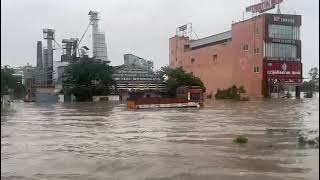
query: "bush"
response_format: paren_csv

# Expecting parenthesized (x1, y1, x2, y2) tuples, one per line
(233, 136, 248, 144)
(72, 86, 93, 101)
(157, 66, 205, 96)
(298, 136, 318, 145)
(215, 85, 246, 100)
(298, 136, 307, 144)
(307, 139, 317, 145)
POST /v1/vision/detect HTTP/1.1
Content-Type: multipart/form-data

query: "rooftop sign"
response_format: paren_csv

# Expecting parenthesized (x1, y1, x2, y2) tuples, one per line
(246, 0, 283, 13)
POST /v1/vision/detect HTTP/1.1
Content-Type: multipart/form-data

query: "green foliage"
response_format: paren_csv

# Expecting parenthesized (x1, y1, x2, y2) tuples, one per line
(298, 136, 318, 146)
(233, 136, 248, 144)
(301, 81, 318, 92)
(1, 66, 25, 98)
(71, 86, 93, 101)
(63, 60, 114, 101)
(307, 139, 317, 145)
(308, 67, 319, 82)
(157, 66, 205, 96)
(215, 85, 246, 100)
(298, 136, 307, 144)
(301, 67, 319, 92)
(13, 83, 26, 99)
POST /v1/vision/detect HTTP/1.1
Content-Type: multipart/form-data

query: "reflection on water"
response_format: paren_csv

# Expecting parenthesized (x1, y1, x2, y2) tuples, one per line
(1, 97, 319, 180)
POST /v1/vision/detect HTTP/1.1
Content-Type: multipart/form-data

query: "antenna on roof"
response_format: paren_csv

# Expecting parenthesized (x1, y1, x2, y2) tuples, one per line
(276, 3, 281, 14)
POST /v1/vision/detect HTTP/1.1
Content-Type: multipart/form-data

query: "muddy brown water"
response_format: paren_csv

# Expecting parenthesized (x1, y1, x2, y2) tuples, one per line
(1, 97, 319, 180)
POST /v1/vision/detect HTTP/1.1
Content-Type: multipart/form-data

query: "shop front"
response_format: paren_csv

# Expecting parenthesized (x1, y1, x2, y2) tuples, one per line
(263, 60, 302, 98)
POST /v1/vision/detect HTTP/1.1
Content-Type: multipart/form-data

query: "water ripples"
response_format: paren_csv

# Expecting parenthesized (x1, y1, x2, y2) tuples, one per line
(1, 98, 319, 180)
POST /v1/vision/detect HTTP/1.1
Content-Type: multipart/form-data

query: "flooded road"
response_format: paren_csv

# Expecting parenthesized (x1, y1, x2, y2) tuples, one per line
(1, 97, 319, 180)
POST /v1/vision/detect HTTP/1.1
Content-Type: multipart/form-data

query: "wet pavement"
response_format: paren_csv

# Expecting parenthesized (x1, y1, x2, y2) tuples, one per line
(1, 97, 319, 180)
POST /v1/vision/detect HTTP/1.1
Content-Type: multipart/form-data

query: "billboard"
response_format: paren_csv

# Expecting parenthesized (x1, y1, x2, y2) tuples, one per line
(179, 24, 187, 31)
(264, 14, 302, 26)
(264, 61, 302, 83)
(246, 0, 283, 13)
(266, 61, 301, 76)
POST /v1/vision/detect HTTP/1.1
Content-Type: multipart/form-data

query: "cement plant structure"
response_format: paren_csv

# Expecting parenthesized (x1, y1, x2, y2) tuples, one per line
(89, 10, 108, 62)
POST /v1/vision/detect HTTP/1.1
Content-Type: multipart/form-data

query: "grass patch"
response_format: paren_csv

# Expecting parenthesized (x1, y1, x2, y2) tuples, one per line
(233, 136, 248, 144)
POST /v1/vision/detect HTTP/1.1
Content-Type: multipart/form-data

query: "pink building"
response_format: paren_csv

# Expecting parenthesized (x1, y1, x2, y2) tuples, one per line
(169, 13, 302, 98)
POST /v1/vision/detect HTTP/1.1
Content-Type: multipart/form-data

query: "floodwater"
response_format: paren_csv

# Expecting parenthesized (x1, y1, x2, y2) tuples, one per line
(1, 97, 319, 180)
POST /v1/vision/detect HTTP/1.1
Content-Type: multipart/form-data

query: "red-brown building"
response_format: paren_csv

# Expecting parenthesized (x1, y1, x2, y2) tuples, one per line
(169, 13, 302, 98)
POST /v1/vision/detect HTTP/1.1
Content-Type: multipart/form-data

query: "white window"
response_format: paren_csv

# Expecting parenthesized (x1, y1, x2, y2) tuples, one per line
(269, 24, 300, 40)
(266, 43, 297, 59)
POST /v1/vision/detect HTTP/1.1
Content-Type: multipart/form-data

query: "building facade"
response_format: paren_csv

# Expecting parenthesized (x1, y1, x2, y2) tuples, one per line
(169, 13, 302, 98)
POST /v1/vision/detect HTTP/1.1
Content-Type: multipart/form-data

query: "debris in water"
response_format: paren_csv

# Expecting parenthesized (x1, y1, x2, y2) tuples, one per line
(233, 136, 248, 144)
(298, 136, 318, 146)
(307, 139, 317, 145)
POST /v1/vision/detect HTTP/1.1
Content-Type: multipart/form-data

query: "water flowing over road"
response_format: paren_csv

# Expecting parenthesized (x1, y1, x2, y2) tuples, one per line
(1, 97, 319, 180)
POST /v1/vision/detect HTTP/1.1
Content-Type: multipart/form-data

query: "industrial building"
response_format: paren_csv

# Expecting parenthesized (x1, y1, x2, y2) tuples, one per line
(113, 54, 166, 100)
(23, 10, 111, 102)
(169, 13, 302, 98)
(89, 11, 109, 62)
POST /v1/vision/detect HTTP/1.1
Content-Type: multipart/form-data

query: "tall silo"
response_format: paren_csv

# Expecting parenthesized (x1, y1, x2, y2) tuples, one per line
(88, 11, 109, 62)
(43, 28, 55, 86)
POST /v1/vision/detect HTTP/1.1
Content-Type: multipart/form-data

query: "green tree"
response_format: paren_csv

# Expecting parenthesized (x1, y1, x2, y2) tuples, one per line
(63, 59, 114, 101)
(1, 65, 25, 97)
(157, 66, 205, 96)
(308, 67, 319, 82)
(301, 67, 319, 92)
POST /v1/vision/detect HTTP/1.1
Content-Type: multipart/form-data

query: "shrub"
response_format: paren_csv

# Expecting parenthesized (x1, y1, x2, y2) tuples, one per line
(298, 136, 318, 145)
(307, 139, 317, 145)
(215, 85, 246, 100)
(233, 136, 248, 144)
(298, 136, 307, 144)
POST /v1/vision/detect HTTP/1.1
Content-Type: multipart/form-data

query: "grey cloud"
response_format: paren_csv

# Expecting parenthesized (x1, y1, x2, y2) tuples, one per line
(1, 0, 318, 77)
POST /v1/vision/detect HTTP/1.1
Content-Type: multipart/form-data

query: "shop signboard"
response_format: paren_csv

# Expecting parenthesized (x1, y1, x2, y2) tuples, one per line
(246, 0, 283, 13)
(264, 61, 302, 84)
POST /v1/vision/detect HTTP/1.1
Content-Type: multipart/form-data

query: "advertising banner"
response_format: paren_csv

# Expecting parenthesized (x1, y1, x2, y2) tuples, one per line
(264, 61, 302, 83)
(246, 0, 283, 13)
(266, 61, 302, 77)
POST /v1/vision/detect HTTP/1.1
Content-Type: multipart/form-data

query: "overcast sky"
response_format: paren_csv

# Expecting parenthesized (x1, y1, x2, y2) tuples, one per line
(1, 0, 319, 76)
